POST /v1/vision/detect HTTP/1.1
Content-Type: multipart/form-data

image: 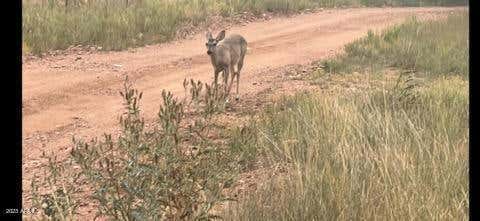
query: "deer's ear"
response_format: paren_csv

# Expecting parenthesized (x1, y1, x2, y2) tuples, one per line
(216, 30, 226, 41)
(206, 31, 213, 40)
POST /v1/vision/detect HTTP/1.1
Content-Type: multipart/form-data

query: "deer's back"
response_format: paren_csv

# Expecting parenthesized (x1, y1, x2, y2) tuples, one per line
(218, 34, 247, 62)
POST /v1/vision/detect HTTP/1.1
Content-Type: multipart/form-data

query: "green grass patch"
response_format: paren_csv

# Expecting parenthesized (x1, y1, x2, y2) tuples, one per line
(23, 0, 468, 55)
(322, 12, 469, 77)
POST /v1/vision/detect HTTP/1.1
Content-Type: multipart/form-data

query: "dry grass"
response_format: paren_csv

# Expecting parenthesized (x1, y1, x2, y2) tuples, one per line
(224, 12, 469, 220)
(224, 75, 468, 220)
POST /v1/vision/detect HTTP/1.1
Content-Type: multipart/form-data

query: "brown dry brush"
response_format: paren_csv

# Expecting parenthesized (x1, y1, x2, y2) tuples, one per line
(30, 76, 238, 220)
(392, 69, 422, 107)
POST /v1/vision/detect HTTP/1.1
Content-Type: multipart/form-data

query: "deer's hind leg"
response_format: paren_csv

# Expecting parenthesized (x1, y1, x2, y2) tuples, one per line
(234, 57, 245, 100)
(227, 64, 237, 97)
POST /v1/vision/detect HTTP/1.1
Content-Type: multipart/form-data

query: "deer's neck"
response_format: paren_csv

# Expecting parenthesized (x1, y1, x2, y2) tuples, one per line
(209, 53, 216, 65)
(209, 50, 220, 67)
(209, 45, 227, 69)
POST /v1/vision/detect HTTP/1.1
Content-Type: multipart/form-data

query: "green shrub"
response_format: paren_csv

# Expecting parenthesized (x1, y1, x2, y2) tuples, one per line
(30, 152, 81, 220)
(31, 77, 240, 220)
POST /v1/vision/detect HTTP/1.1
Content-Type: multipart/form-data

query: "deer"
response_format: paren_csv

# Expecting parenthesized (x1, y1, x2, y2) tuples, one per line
(205, 30, 247, 101)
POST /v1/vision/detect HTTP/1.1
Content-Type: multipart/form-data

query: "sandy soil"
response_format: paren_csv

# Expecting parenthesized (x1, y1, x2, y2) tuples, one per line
(22, 6, 464, 218)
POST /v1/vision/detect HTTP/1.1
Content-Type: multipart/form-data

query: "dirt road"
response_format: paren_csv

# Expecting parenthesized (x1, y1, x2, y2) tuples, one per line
(22, 6, 463, 207)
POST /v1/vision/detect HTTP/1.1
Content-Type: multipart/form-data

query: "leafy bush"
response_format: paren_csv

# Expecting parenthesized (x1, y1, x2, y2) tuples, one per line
(30, 152, 81, 220)
(31, 77, 240, 220)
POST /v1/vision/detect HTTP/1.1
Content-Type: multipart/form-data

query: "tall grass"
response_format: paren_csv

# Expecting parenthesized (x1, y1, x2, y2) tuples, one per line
(23, 0, 211, 54)
(225, 12, 469, 220)
(322, 12, 469, 77)
(22, 0, 468, 55)
(225, 76, 469, 220)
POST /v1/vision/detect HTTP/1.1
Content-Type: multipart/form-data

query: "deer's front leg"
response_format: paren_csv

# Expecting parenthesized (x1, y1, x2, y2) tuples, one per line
(223, 67, 230, 95)
(214, 69, 220, 88)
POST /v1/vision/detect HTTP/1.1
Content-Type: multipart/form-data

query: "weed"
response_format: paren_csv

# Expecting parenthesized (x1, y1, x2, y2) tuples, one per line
(30, 75, 239, 220)
(30, 151, 81, 220)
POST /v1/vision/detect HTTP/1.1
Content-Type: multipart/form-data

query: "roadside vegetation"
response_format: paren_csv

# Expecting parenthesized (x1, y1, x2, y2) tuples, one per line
(321, 12, 469, 77)
(224, 75, 468, 220)
(224, 11, 469, 220)
(28, 11, 468, 221)
(22, 0, 468, 55)
(30, 79, 240, 220)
